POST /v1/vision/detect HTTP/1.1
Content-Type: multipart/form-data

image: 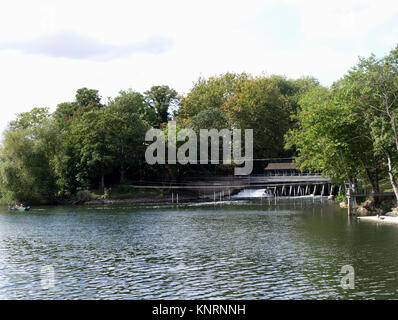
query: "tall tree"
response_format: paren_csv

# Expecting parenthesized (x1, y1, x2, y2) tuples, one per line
(0, 109, 58, 204)
(341, 45, 398, 201)
(144, 85, 179, 128)
(107, 90, 149, 182)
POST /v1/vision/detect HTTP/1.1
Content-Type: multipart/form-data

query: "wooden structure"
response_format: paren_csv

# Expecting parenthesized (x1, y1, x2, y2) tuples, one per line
(264, 163, 300, 176)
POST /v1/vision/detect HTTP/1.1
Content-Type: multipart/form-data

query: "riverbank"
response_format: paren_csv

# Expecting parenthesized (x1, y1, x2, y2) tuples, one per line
(83, 193, 201, 205)
(62, 184, 244, 206)
(357, 216, 398, 224)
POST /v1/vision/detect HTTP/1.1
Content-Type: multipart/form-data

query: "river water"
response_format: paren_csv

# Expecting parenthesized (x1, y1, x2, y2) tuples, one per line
(1, 196, 398, 299)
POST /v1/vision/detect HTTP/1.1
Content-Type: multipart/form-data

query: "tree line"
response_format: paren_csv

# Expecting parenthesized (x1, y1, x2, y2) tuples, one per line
(286, 44, 398, 204)
(1, 44, 397, 204)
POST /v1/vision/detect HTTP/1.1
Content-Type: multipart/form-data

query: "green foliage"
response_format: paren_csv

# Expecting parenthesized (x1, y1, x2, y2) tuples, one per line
(9, 107, 50, 130)
(178, 73, 315, 160)
(335, 189, 347, 203)
(382, 204, 392, 213)
(75, 88, 102, 108)
(76, 190, 92, 202)
(177, 73, 248, 125)
(225, 76, 290, 158)
(190, 108, 228, 131)
(144, 85, 179, 128)
(286, 44, 398, 202)
(103, 188, 111, 199)
(2, 49, 397, 205)
(0, 110, 58, 204)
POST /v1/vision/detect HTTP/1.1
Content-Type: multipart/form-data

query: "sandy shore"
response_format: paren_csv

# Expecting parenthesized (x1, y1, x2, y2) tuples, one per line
(357, 216, 398, 224)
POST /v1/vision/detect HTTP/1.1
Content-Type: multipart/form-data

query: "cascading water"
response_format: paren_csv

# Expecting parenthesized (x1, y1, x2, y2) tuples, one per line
(232, 188, 323, 198)
(233, 188, 273, 198)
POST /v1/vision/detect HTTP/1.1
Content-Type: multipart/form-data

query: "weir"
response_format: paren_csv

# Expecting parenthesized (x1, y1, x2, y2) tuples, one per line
(233, 181, 333, 199)
(128, 162, 332, 201)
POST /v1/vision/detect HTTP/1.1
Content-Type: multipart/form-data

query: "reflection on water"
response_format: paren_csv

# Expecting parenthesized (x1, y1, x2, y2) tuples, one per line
(1, 198, 398, 299)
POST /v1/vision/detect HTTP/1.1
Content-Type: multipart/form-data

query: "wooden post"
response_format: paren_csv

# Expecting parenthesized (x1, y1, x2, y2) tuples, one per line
(172, 192, 174, 203)
(347, 187, 352, 216)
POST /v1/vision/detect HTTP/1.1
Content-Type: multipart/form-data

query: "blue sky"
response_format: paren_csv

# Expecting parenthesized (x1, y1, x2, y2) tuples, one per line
(0, 0, 397, 136)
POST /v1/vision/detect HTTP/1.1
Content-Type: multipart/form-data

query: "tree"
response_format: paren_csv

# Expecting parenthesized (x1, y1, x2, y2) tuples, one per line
(9, 107, 50, 130)
(75, 87, 102, 108)
(0, 109, 58, 204)
(144, 85, 179, 127)
(107, 90, 149, 183)
(177, 73, 248, 126)
(341, 45, 398, 201)
(225, 76, 289, 159)
(285, 85, 382, 199)
(71, 110, 119, 190)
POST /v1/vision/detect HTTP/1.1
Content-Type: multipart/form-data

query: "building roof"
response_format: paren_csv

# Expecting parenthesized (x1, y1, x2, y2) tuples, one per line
(265, 162, 297, 170)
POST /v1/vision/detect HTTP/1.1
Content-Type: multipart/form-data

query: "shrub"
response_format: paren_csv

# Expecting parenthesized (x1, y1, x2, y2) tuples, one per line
(76, 190, 92, 202)
(103, 188, 111, 199)
(117, 184, 131, 194)
(382, 204, 392, 214)
(335, 188, 347, 203)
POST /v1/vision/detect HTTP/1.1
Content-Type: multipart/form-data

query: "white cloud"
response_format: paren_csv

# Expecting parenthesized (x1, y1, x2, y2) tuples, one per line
(0, 30, 174, 60)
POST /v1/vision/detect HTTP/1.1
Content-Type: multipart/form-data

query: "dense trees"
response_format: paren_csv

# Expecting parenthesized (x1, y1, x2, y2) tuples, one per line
(2, 44, 397, 205)
(177, 73, 316, 161)
(0, 73, 321, 204)
(144, 85, 179, 128)
(287, 44, 398, 203)
(0, 108, 58, 204)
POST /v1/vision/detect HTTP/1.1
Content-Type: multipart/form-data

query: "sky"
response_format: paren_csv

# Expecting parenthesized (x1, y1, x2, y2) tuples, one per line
(0, 0, 397, 135)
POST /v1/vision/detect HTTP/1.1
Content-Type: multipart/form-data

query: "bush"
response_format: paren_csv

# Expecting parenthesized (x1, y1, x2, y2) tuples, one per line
(76, 190, 92, 202)
(382, 204, 392, 214)
(103, 188, 111, 199)
(335, 188, 347, 203)
(117, 184, 131, 194)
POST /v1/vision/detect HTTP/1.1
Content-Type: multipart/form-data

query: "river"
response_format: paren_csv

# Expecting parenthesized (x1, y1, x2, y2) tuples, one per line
(1, 196, 398, 299)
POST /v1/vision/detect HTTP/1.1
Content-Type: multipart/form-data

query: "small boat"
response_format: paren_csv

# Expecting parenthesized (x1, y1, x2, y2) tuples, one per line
(9, 206, 30, 212)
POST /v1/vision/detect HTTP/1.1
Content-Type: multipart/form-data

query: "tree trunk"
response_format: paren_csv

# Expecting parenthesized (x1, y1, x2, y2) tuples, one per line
(389, 114, 398, 154)
(100, 174, 105, 192)
(386, 151, 398, 204)
(120, 167, 125, 184)
(360, 160, 380, 204)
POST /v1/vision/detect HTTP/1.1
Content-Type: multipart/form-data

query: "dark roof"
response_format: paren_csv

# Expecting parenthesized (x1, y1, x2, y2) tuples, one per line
(265, 163, 297, 170)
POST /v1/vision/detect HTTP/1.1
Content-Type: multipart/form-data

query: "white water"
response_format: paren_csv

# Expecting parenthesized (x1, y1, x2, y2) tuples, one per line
(232, 188, 322, 199)
(233, 188, 272, 198)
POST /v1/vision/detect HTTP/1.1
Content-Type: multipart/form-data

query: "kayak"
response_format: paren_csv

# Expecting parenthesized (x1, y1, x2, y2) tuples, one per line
(9, 207, 30, 212)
